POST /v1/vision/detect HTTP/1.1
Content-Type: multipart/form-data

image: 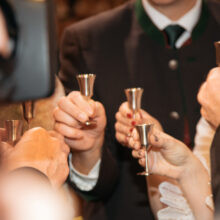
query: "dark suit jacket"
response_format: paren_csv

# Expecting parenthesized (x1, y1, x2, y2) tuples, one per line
(211, 127, 220, 217)
(60, 0, 220, 219)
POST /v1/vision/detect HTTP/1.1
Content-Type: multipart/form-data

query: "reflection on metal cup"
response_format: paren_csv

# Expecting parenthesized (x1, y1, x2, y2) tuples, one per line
(135, 123, 153, 147)
(76, 74, 96, 98)
(124, 87, 143, 112)
(76, 74, 96, 126)
(4, 120, 23, 145)
(215, 41, 220, 67)
(135, 123, 153, 176)
(22, 101, 34, 124)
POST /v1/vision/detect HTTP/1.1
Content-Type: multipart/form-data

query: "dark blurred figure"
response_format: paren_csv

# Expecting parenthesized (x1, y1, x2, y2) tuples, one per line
(56, 0, 129, 42)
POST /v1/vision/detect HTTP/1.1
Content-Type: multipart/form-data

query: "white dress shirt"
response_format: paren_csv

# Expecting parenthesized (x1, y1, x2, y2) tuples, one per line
(69, 0, 203, 191)
(142, 0, 202, 48)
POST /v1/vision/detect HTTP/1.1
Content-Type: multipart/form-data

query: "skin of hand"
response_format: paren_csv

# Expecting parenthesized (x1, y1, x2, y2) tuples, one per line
(197, 67, 220, 130)
(0, 127, 70, 188)
(53, 91, 107, 174)
(115, 101, 163, 148)
(133, 127, 197, 179)
(0, 8, 10, 58)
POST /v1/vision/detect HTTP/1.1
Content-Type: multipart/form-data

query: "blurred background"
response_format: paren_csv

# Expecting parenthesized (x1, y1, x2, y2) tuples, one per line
(55, 0, 129, 43)
(0, 1, 129, 219)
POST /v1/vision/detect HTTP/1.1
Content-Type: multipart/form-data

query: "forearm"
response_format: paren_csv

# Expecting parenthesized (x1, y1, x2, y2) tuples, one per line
(179, 158, 213, 220)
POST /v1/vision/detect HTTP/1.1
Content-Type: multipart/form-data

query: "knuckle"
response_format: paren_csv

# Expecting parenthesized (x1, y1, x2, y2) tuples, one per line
(54, 123, 63, 135)
(63, 144, 70, 154)
(119, 102, 125, 112)
(115, 132, 119, 140)
(132, 150, 136, 158)
(53, 107, 60, 119)
(115, 112, 120, 120)
(58, 96, 67, 107)
(115, 133, 122, 142)
(68, 91, 80, 100)
(197, 91, 201, 103)
(114, 122, 119, 130)
(64, 166, 70, 178)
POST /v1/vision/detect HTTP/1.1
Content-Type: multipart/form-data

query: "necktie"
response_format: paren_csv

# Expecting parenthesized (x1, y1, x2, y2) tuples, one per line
(164, 25, 185, 49)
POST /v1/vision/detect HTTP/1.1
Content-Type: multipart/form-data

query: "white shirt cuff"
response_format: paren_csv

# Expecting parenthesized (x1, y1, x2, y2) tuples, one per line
(68, 153, 101, 191)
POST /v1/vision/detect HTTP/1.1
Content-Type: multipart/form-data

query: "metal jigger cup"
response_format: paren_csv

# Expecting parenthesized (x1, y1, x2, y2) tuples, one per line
(215, 41, 220, 67)
(22, 101, 34, 127)
(135, 123, 153, 176)
(76, 74, 96, 126)
(124, 88, 143, 119)
(4, 120, 23, 146)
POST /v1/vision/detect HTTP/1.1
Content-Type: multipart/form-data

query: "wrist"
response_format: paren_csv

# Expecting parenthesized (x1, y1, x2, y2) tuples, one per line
(179, 154, 207, 184)
(71, 132, 104, 174)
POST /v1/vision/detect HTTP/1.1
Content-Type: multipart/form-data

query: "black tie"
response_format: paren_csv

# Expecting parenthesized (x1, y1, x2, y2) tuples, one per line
(164, 25, 185, 49)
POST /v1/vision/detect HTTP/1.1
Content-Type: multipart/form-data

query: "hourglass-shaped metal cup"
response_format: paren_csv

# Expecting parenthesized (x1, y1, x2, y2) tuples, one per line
(135, 123, 153, 176)
(215, 41, 220, 67)
(124, 88, 143, 119)
(76, 74, 96, 126)
(22, 101, 34, 129)
(4, 120, 24, 146)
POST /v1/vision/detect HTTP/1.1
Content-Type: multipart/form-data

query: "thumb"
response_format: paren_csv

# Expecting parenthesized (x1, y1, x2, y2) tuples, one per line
(149, 127, 180, 150)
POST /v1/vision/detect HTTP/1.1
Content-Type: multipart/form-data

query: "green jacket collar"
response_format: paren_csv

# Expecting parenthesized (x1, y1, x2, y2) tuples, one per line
(135, 0, 210, 47)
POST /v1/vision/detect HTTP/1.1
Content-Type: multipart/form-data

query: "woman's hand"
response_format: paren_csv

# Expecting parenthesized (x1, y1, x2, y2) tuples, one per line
(132, 127, 203, 181)
(115, 101, 163, 148)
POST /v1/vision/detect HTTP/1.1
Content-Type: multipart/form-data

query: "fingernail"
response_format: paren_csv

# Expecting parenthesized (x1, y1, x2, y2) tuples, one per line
(131, 121, 136, 126)
(127, 113, 132, 119)
(154, 135, 159, 142)
(129, 128, 133, 133)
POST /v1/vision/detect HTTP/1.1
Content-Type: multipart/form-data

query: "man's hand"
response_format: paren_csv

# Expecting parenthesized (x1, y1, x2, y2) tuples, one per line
(115, 101, 163, 148)
(53, 91, 107, 174)
(198, 67, 220, 129)
(0, 127, 70, 188)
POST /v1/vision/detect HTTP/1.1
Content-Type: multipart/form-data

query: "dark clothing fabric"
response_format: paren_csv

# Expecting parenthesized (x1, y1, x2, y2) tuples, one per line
(211, 127, 220, 208)
(60, 0, 220, 219)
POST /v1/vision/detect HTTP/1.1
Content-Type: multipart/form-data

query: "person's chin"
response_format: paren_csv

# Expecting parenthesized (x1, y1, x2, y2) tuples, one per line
(147, 0, 178, 6)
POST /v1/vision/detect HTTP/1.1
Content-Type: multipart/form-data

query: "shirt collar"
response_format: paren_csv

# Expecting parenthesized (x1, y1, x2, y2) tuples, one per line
(142, 0, 202, 33)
